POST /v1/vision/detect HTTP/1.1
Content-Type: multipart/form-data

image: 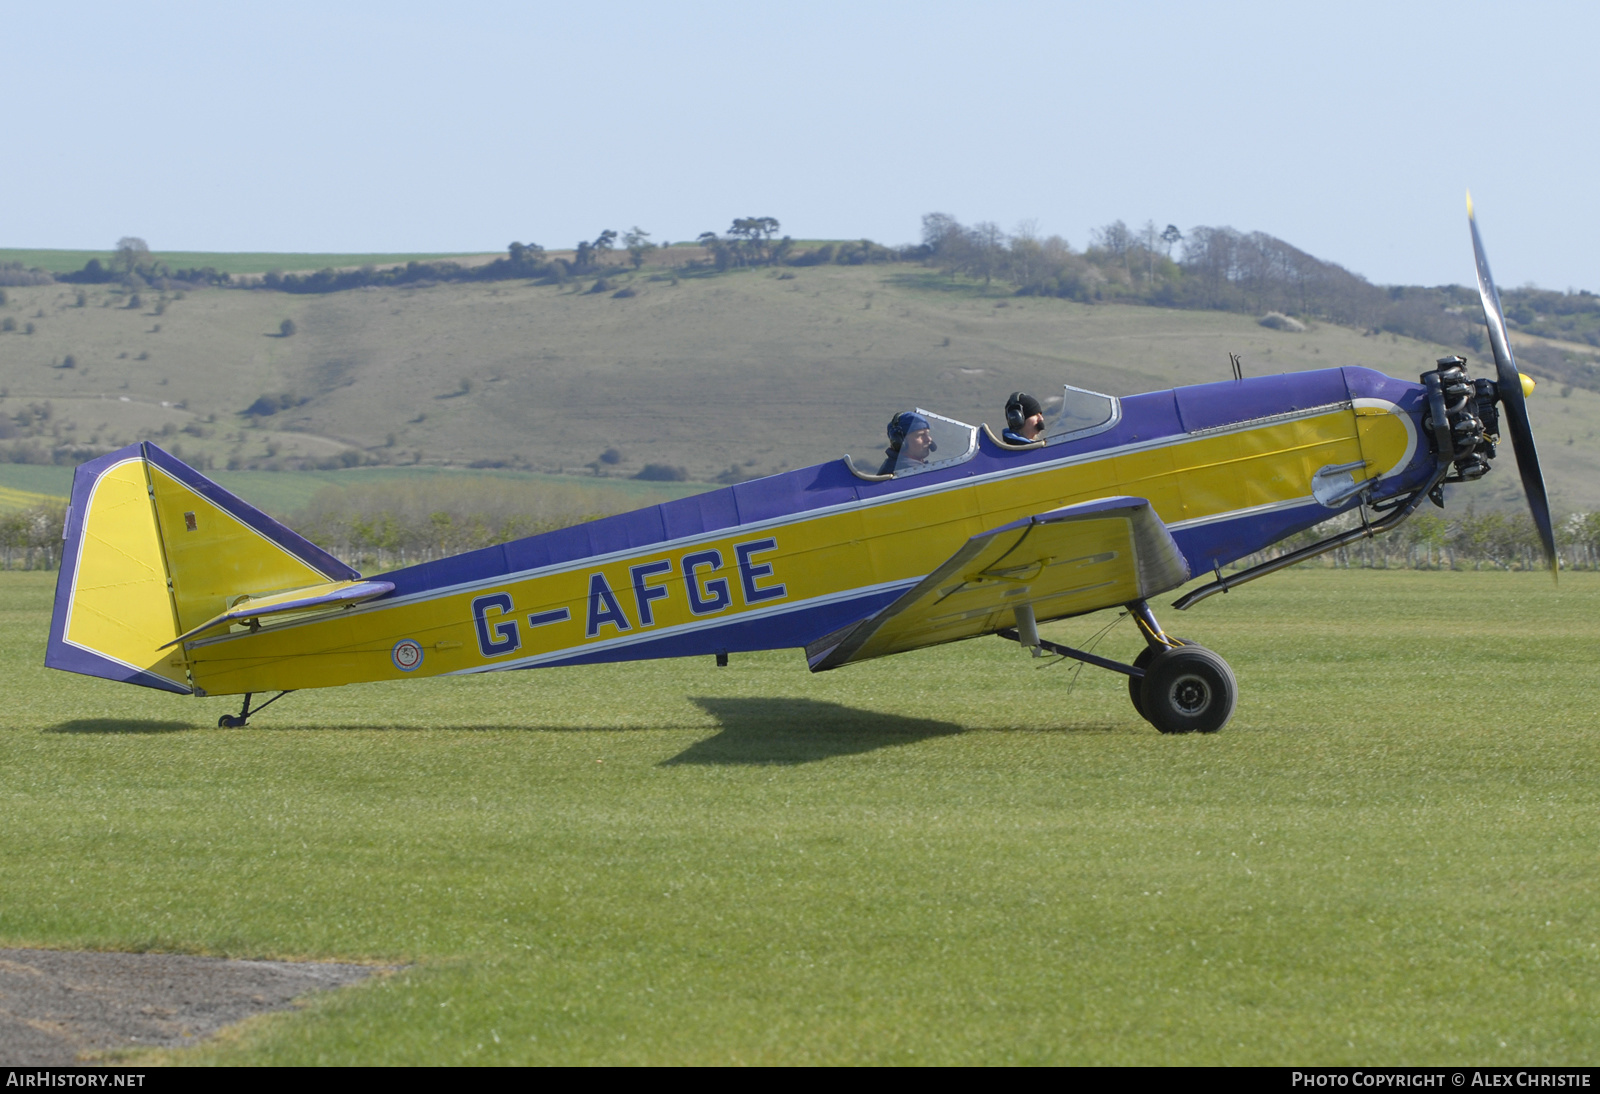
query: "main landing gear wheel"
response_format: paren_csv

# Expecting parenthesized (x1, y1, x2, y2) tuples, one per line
(1138, 644, 1236, 735)
(1127, 637, 1190, 719)
(218, 714, 245, 728)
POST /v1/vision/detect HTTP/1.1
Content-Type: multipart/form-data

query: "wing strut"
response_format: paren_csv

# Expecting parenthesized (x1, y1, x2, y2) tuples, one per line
(1173, 462, 1449, 610)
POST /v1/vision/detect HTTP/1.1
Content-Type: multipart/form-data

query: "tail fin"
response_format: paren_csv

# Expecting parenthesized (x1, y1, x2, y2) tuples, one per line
(47, 443, 358, 693)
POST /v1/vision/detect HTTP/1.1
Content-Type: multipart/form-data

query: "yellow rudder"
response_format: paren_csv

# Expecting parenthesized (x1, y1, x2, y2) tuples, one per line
(47, 443, 359, 694)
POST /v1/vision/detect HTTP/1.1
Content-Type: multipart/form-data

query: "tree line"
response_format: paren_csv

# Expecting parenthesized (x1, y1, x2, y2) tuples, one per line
(32, 217, 909, 297)
(919, 214, 1600, 391)
(1230, 505, 1600, 574)
(0, 506, 65, 570)
(17, 219, 1600, 390)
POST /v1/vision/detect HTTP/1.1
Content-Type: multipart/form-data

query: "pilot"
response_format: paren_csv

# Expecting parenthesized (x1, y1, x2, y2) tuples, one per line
(879, 411, 936, 475)
(1002, 391, 1046, 445)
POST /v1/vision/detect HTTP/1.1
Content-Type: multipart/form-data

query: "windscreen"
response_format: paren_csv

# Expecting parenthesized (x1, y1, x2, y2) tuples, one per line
(1045, 384, 1119, 444)
(893, 409, 978, 477)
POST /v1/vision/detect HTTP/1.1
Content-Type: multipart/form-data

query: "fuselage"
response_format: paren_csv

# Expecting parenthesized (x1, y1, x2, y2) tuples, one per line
(166, 366, 1430, 696)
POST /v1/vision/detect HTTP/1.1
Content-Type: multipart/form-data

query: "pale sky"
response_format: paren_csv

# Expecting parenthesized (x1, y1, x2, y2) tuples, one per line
(5, 0, 1593, 289)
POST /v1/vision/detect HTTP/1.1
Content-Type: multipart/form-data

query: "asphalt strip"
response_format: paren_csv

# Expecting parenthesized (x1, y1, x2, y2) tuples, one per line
(0, 948, 384, 1065)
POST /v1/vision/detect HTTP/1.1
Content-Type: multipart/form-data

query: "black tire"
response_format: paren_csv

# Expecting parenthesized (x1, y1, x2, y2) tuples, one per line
(1127, 647, 1155, 718)
(1126, 637, 1189, 719)
(218, 715, 242, 728)
(1138, 644, 1236, 734)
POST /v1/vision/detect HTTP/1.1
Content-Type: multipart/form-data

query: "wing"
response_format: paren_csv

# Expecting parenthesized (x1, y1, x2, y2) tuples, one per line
(806, 496, 1189, 671)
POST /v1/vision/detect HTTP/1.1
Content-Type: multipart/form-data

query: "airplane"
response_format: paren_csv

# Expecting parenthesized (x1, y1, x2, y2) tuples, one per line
(44, 200, 1555, 735)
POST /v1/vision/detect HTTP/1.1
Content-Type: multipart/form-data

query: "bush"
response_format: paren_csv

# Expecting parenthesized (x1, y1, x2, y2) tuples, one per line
(58, 259, 114, 285)
(279, 318, 297, 337)
(1259, 312, 1307, 332)
(244, 393, 304, 417)
(634, 463, 687, 482)
(285, 478, 645, 569)
(0, 263, 52, 287)
(599, 447, 621, 465)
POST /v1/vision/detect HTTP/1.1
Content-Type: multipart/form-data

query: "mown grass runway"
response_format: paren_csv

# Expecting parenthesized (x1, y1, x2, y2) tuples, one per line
(1, 569, 1596, 1064)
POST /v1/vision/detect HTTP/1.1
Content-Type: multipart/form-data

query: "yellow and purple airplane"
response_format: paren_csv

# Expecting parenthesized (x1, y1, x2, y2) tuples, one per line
(45, 202, 1554, 734)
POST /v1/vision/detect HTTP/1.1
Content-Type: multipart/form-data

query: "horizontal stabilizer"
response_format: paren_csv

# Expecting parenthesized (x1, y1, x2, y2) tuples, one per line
(807, 496, 1189, 671)
(163, 579, 395, 648)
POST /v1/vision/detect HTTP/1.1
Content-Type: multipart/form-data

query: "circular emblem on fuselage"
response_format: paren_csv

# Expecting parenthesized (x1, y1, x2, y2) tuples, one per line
(392, 639, 424, 672)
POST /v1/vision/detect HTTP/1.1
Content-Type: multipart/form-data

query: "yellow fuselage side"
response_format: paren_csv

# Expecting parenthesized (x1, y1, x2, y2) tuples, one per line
(182, 403, 1414, 695)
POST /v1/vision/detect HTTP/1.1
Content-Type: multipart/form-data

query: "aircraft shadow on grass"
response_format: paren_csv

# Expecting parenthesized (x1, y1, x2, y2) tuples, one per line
(46, 719, 196, 735)
(663, 697, 963, 766)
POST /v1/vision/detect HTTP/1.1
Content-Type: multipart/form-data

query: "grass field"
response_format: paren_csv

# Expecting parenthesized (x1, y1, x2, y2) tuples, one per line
(0, 251, 497, 276)
(0, 484, 58, 511)
(1, 568, 1596, 1064)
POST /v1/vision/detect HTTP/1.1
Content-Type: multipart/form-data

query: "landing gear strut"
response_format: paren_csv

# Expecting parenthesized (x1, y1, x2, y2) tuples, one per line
(216, 691, 293, 728)
(1001, 599, 1237, 734)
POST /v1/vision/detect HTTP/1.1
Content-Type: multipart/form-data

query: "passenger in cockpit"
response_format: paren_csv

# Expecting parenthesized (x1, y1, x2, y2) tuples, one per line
(879, 411, 936, 475)
(1002, 391, 1046, 445)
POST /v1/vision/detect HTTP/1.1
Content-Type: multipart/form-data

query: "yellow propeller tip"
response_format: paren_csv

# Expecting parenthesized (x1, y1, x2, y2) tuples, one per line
(1520, 372, 1536, 398)
(1466, 191, 1475, 217)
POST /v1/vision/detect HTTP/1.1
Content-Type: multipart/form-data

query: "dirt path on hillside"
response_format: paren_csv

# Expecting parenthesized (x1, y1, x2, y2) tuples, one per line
(0, 949, 382, 1064)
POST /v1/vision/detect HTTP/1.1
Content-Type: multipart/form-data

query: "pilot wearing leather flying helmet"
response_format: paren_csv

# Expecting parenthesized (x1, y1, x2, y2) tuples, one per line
(878, 411, 937, 475)
(1002, 391, 1045, 445)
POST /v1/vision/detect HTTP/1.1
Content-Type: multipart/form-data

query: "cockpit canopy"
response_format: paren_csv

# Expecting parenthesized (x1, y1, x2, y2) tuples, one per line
(889, 409, 978, 477)
(851, 383, 1121, 480)
(1045, 384, 1119, 443)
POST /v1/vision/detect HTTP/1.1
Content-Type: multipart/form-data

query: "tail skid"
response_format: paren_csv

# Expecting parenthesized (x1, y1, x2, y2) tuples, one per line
(47, 443, 359, 694)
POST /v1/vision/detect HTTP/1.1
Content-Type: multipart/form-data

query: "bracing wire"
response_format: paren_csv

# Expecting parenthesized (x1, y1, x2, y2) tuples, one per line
(1042, 611, 1129, 697)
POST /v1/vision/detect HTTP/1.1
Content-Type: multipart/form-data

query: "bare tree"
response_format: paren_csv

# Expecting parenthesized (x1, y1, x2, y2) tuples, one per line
(1141, 220, 1161, 282)
(1010, 220, 1042, 287)
(921, 212, 962, 253)
(972, 221, 1004, 284)
(113, 237, 150, 276)
(622, 227, 655, 269)
(1091, 220, 1132, 278)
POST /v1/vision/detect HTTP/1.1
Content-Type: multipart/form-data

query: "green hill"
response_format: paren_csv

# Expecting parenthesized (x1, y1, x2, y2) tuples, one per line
(1, 263, 1594, 514)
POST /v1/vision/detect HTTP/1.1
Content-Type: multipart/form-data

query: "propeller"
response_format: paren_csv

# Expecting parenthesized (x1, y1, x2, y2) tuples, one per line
(1466, 192, 1557, 576)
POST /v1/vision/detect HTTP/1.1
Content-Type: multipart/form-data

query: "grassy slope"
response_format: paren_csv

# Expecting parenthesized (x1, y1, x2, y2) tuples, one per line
(1, 569, 1596, 1065)
(2, 265, 1596, 510)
